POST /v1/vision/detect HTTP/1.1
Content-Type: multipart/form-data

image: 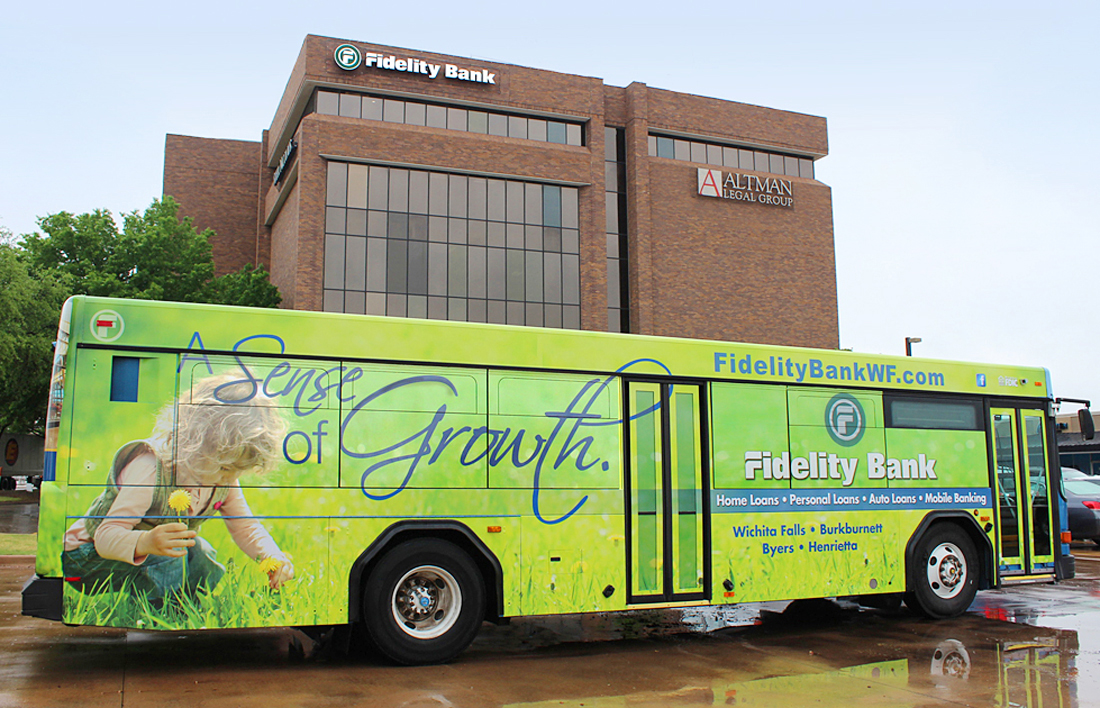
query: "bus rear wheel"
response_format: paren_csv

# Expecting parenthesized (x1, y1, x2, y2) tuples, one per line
(905, 526, 978, 619)
(362, 538, 485, 665)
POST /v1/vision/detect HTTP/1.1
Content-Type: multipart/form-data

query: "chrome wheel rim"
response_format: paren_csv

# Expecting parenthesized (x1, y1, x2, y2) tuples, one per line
(926, 542, 967, 599)
(391, 565, 461, 639)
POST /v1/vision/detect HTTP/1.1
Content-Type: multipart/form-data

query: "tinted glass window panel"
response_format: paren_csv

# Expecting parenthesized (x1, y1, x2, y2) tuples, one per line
(739, 149, 755, 170)
(449, 299, 467, 322)
(487, 300, 506, 324)
(528, 119, 547, 142)
(769, 154, 784, 174)
(562, 254, 580, 304)
(405, 102, 426, 126)
(345, 291, 366, 315)
(428, 243, 447, 296)
(800, 158, 814, 179)
(506, 181, 524, 223)
(469, 245, 487, 298)
(324, 234, 345, 289)
(605, 192, 619, 233)
(526, 304, 543, 327)
(449, 176, 468, 218)
(566, 124, 582, 146)
(429, 173, 448, 215)
(368, 167, 389, 210)
(386, 294, 407, 317)
(543, 186, 562, 227)
(545, 304, 563, 328)
(323, 290, 343, 312)
(785, 156, 800, 176)
(707, 144, 724, 165)
(409, 171, 429, 214)
(488, 113, 508, 136)
(487, 180, 506, 221)
(508, 116, 528, 139)
(468, 178, 487, 220)
(754, 152, 770, 172)
(525, 183, 542, 224)
(526, 252, 543, 302)
(487, 248, 505, 299)
(561, 188, 579, 229)
(468, 220, 486, 246)
(428, 216, 447, 242)
(383, 99, 404, 123)
(506, 223, 524, 250)
(507, 302, 525, 325)
(426, 104, 447, 128)
(408, 214, 428, 241)
(607, 259, 620, 308)
(387, 213, 408, 240)
(506, 250, 525, 300)
(606, 127, 620, 161)
(408, 240, 428, 295)
(605, 233, 619, 258)
(447, 107, 467, 131)
(563, 229, 579, 255)
(448, 218, 467, 244)
(544, 227, 561, 253)
(544, 253, 562, 303)
(605, 161, 619, 192)
(346, 209, 367, 236)
(316, 91, 339, 115)
(366, 293, 386, 315)
(674, 140, 690, 161)
(468, 299, 487, 323)
(648, 135, 658, 157)
(468, 111, 488, 134)
(723, 146, 738, 167)
(363, 97, 383, 121)
(547, 121, 567, 144)
(407, 295, 427, 319)
(563, 305, 580, 329)
(448, 245, 467, 297)
(345, 236, 366, 290)
(347, 164, 368, 209)
(325, 207, 346, 235)
(657, 136, 675, 158)
(327, 162, 347, 207)
(339, 93, 361, 118)
(525, 225, 542, 250)
(388, 169, 409, 212)
(367, 238, 386, 290)
(690, 142, 707, 164)
(487, 222, 505, 248)
(368, 211, 387, 237)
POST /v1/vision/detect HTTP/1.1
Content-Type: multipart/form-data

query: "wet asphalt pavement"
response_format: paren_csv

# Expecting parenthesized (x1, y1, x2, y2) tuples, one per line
(2, 549, 1099, 707)
(0, 501, 37, 534)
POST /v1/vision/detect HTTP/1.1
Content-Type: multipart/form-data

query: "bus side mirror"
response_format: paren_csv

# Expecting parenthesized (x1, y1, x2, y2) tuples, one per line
(1079, 409, 1095, 440)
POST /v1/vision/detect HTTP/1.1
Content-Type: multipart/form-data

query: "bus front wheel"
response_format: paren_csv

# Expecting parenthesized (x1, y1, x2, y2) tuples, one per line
(905, 526, 978, 619)
(362, 538, 485, 665)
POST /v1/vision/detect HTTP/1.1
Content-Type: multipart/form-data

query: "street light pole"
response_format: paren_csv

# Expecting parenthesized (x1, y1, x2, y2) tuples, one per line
(905, 337, 921, 357)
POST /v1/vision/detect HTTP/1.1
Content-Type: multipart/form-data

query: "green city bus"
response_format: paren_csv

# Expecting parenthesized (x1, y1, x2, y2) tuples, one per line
(22, 296, 1074, 664)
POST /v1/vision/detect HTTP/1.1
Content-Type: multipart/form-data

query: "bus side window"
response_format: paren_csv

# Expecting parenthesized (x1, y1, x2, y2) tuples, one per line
(110, 357, 140, 402)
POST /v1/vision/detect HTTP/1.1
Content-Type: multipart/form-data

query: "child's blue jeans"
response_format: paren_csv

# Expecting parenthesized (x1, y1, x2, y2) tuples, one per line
(62, 538, 226, 601)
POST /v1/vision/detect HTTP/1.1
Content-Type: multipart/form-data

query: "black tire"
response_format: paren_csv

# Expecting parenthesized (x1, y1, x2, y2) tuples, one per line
(362, 538, 485, 665)
(905, 525, 978, 619)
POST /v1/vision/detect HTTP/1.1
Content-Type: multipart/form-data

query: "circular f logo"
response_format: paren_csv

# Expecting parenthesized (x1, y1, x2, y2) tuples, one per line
(334, 44, 362, 71)
(90, 310, 125, 343)
(826, 394, 865, 446)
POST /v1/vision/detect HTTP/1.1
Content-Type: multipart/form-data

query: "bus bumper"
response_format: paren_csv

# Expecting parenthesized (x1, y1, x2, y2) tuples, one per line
(21, 575, 62, 622)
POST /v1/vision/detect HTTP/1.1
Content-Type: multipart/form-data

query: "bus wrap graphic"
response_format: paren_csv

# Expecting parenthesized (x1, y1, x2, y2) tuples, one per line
(89, 310, 124, 342)
(826, 394, 865, 446)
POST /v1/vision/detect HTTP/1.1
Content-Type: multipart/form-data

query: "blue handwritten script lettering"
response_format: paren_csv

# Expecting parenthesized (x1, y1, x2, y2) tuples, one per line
(185, 335, 672, 525)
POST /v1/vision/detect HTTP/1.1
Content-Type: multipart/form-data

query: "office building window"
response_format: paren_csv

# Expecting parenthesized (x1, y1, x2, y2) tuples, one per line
(324, 161, 581, 328)
(605, 127, 629, 333)
(648, 133, 814, 179)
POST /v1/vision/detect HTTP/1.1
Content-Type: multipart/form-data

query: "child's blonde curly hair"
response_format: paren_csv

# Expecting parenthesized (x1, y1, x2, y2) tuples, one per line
(149, 373, 287, 485)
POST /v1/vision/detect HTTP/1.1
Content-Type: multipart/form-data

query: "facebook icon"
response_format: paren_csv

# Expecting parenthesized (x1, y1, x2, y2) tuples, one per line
(976, 374, 986, 388)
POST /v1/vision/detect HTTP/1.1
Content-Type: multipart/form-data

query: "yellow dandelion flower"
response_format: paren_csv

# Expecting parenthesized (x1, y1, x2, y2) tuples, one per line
(259, 557, 283, 575)
(324, 526, 340, 534)
(167, 489, 192, 514)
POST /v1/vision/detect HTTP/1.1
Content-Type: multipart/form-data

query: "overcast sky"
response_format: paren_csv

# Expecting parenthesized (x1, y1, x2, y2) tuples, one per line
(2, 1, 1096, 408)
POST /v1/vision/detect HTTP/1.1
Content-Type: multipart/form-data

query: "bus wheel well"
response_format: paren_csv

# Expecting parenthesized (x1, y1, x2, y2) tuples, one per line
(348, 521, 503, 626)
(905, 514, 994, 593)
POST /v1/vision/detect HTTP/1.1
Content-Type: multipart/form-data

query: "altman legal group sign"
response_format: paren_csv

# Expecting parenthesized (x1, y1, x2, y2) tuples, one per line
(697, 168, 794, 208)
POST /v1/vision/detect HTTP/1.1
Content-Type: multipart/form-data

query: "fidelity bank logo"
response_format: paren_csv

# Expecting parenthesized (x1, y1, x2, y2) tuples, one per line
(334, 44, 362, 70)
(90, 310, 124, 343)
(333, 44, 497, 84)
(826, 394, 865, 446)
(697, 168, 794, 208)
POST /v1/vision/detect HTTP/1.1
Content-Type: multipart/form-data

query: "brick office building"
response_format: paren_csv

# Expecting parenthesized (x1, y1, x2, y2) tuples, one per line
(164, 35, 838, 347)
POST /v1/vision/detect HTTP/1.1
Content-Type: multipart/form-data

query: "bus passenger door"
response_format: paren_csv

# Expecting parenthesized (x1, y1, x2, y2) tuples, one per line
(991, 407, 1055, 578)
(625, 380, 708, 603)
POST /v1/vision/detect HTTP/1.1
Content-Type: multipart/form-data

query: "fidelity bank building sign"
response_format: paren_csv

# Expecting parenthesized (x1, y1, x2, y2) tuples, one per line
(698, 168, 794, 208)
(334, 44, 497, 85)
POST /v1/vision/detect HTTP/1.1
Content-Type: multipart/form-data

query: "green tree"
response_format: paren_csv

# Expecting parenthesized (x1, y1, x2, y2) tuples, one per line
(0, 239, 69, 434)
(22, 197, 281, 307)
(1, 198, 281, 433)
